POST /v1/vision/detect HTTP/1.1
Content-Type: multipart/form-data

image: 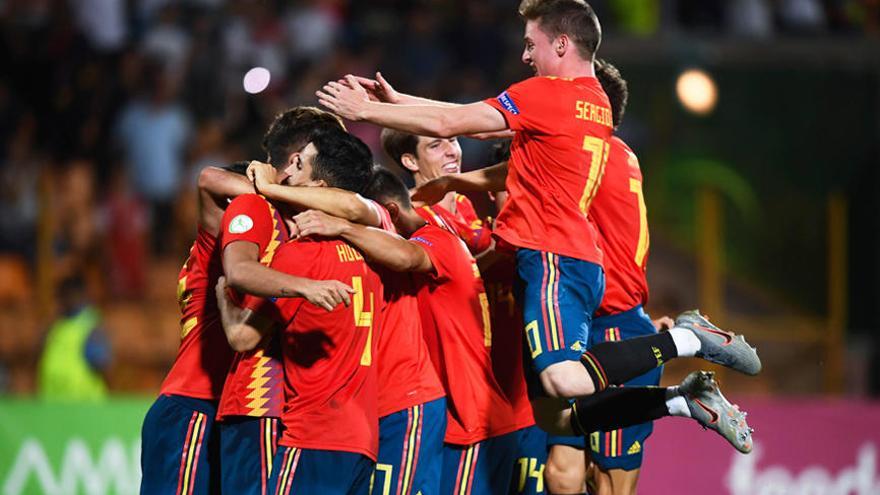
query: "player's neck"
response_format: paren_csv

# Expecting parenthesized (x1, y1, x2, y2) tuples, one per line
(550, 57, 596, 79)
(399, 210, 427, 238)
(438, 191, 456, 214)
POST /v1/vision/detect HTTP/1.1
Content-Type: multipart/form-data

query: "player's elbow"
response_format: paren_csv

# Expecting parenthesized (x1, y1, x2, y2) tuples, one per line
(223, 262, 251, 292)
(197, 166, 223, 194)
(340, 198, 370, 224)
(226, 325, 259, 352)
(431, 115, 459, 139)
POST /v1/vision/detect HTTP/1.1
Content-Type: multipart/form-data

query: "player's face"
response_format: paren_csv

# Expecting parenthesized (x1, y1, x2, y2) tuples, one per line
(522, 20, 556, 76)
(414, 136, 462, 181)
(284, 142, 321, 187)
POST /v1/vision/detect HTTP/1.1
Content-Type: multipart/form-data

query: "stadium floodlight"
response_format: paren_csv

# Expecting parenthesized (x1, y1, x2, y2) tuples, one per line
(243, 67, 271, 94)
(676, 68, 718, 116)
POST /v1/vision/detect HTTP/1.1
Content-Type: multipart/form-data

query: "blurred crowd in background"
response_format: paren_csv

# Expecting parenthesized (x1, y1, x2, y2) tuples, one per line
(1, 0, 879, 396)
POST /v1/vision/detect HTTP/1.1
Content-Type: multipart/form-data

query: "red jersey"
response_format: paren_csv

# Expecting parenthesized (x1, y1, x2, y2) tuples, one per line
(216, 194, 287, 420)
(420, 203, 535, 430)
(160, 228, 234, 400)
(484, 76, 613, 264)
(374, 210, 445, 418)
(246, 237, 383, 459)
(419, 194, 492, 256)
(410, 224, 518, 445)
(482, 255, 535, 432)
(591, 137, 650, 316)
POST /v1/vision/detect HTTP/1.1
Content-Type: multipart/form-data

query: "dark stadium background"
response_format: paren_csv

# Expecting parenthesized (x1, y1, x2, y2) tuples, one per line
(1, 1, 879, 494)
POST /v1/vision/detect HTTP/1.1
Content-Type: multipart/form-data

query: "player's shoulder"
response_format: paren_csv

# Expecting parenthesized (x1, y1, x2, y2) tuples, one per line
(609, 136, 640, 169)
(226, 193, 271, 213)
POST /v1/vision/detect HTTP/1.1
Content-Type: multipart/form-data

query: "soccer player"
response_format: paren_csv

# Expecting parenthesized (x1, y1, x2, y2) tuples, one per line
(215, 126, 383, 495)
(293, 169, 521, 494)
(214, 108, 376, 495)
(543, 59, 664, 495)
(140, 159, 348, 494)
(380, 128, 492, 256)
(319, 0, 760, 435)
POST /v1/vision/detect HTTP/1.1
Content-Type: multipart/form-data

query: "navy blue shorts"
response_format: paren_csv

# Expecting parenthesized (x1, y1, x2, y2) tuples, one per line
(586, 305, 662, 471)
(441, 432, 518, 495)
(374, 397, 446, 495)
(509, 426, 548, 495)
(268, 446, 373, 495)
(140, 394, 220, 495)
(516, 249, 604, 375)
(218, 416, 280, 495)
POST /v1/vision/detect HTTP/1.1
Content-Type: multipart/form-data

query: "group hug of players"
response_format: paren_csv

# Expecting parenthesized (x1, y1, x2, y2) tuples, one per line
(140, 1, 763, 494)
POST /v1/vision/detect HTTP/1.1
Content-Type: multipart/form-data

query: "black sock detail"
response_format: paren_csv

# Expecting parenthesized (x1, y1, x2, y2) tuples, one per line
(571, 387, 669, 434)
(582, 332, 677, 387)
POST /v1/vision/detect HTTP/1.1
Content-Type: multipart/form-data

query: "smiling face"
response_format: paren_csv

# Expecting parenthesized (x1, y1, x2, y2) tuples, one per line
(406, 136, 462, 183)
(521, 19, 558, 76)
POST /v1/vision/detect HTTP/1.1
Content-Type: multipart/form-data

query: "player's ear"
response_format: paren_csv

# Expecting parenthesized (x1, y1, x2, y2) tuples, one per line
(282, 152, 300, 176)
(400, 153, 419, 174)
(384, 202, 400, 222)
(555, 34, 568, 57)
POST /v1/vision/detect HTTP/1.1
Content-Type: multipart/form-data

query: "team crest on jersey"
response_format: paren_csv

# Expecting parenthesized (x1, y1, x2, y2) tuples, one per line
(496, 91, 520, 115)
(229, 214, 254, 234)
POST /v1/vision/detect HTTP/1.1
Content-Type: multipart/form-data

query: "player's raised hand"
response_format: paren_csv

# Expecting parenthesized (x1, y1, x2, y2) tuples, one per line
(301, 279, 356, 311)
(348, 72, 401, 104)
(247, 161, 278, 193)
(317, 75, 370, 121)
(293, 209, 350, 238)
(653, 316, 675, 331)
(411, 175, 452, 206)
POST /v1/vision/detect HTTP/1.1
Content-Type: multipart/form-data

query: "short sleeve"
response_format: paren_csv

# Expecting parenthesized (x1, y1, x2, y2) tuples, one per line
(409, 226, 460, 284)
(367, 199, 396, 233)
(483, 77, 555, 134)
(220, 194, 276, 252)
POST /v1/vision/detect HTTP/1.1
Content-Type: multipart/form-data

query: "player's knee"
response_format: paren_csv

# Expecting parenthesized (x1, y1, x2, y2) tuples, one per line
(593, 466, 640, 495)
(540, 361, 595, 399)
(545, 457, 587, 493)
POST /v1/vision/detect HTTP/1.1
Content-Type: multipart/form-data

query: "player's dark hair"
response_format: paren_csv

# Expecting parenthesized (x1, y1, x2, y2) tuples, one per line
(489, 140, 512, 164)
(595, 58, 628, 129)
(363, 167, 412, 210)
(223, 161, 250, 176)
(518, 0, 601, 60)
(262, 106, 345, 168)
(380, 128, 419, 176)
(309, 127, 374, 194)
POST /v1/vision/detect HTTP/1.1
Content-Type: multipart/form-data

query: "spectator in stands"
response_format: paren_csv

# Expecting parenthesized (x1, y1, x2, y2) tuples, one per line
(114, 58, 191, 256)
(38, 276, 111, 400)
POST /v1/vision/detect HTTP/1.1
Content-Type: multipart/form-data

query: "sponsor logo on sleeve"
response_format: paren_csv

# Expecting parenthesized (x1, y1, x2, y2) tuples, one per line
(496, 91, 520, 115)
(410, 236, 433, 247)
(229, 215, 254, 234)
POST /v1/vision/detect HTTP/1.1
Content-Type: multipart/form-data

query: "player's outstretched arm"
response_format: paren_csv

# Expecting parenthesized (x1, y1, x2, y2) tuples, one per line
(411, 162, 509, 205)
(295, 210, 434, 273)
(197, 166, 253, 235)
(247, 161, 383, 227)
(215, 276, 274, 352)
(222, 241, 354, 309)
(349, 72, 459, 108)
(317, 76, 508, 138)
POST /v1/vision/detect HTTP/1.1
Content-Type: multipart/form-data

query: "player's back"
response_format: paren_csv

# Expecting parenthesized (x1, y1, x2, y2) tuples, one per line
(377, 271, 445, 418)
(484, 76, 614, 263)
(410, 224, 518, 446)
(252, 236, 384, 459)
(160, 227, 234, 400)
(589, 136, 650, 316)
